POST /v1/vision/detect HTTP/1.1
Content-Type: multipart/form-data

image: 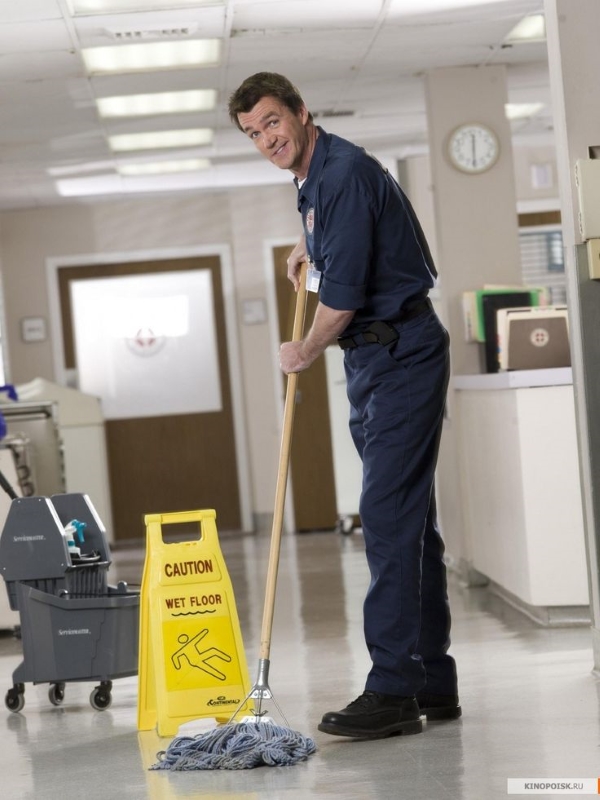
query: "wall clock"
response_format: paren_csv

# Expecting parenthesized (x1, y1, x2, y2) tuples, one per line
(447, 123, 500, 174)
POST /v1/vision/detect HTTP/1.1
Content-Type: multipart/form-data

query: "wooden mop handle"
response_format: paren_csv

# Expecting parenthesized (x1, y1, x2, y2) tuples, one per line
(259, 262, 309, 660)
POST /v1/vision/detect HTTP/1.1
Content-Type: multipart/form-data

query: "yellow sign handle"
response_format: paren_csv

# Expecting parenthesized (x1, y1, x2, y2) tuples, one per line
(259, 262, 309, 660)
(143, 509, 219, 552)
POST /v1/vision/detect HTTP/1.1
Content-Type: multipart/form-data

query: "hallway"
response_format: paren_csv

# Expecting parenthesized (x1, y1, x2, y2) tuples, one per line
(0, 527, 598, 799)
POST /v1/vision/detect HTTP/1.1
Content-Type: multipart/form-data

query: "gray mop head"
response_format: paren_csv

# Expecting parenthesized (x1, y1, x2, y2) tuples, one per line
(151, 720, 317, 770)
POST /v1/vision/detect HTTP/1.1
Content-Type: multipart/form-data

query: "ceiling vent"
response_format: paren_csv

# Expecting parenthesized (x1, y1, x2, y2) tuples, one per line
(232, 28, 300, 38)
(314, 109, 355, 118)
(104, 25, 199, 40)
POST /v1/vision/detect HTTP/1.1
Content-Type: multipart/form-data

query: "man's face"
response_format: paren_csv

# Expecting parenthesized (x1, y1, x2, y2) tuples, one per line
(237, 96, 311, 178)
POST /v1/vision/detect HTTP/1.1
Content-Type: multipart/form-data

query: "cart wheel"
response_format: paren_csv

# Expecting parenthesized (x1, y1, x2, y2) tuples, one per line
(48, 683, 65, 706)
(336, 515, 355, 536)
(90, 687, 112, 711)
(5, 685, 25, 713)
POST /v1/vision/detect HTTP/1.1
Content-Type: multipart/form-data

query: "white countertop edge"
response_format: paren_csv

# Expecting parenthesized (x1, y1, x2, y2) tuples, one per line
(453, 367, 573, 390)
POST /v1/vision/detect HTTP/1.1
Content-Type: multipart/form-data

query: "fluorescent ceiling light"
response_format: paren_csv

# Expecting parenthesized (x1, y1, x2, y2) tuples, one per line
(96, 89, 216, 118)
(68, 0, 213, 14)
(390, 0, 509, 14)
(55, 160, 290, 197)
(48, 160, 114, 177)
(505, 103, 544, 120)
(117, 159, 210, 176)
(109, 129, 213, 152)
(82, 40, 220, 74)
(505, 14, 546, 43)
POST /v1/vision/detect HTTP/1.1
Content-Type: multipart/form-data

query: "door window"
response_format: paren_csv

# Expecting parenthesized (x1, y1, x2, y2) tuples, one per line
(70, 269, 222, 419)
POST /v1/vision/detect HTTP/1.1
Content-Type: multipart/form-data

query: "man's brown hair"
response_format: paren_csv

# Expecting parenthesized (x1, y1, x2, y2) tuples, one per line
(228, 72, 312, 130)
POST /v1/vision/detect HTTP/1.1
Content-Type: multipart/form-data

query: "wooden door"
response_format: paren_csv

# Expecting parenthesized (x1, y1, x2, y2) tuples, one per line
(58, 256, 241, 541)
(273, 246, 337, 531)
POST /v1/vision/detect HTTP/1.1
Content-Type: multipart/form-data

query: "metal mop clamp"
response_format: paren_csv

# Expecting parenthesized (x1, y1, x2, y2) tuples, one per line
(242, 262, 309, 725)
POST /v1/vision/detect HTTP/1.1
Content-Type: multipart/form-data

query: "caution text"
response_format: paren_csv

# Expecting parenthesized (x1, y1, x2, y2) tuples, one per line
(164, 559, 214, 578)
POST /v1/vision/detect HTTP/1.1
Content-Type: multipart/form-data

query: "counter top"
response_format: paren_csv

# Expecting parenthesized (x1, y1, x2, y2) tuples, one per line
(453, 367, 573, 390)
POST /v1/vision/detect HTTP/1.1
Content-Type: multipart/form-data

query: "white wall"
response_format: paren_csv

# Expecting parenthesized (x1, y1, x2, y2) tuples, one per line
(513, 144, 560, 209)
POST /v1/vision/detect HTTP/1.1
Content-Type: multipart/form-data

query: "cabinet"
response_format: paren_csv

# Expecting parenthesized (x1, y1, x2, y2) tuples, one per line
(455, 368, 589, 621)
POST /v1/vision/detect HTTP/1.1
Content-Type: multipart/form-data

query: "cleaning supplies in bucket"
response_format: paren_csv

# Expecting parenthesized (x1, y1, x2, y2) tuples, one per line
(62, 519, 86, 558)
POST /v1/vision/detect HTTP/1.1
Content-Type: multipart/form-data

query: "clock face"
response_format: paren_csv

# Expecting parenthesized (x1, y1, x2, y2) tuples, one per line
(447, 124, 499, 174)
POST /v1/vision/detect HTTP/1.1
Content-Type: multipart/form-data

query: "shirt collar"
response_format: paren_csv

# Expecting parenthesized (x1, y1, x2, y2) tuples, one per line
(295, 126, 330, 206)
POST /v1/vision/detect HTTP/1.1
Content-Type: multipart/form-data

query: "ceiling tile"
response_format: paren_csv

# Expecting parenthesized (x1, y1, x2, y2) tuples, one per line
(0, 0, 63, 23)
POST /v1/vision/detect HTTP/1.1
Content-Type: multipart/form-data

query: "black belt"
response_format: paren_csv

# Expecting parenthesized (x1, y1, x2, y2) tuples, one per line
(337, 298, 432, 351)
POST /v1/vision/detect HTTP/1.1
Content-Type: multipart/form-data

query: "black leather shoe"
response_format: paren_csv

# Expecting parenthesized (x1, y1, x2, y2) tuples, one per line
(417, 692, 462, 720)
(318, 691, 423, 739)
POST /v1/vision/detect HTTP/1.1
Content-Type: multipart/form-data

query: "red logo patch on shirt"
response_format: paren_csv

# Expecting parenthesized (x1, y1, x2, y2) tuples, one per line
(306, 207, 315, 235)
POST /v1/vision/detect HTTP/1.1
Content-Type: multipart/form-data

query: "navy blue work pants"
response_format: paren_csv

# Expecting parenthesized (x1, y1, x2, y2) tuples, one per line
(344, 309, 457, 697)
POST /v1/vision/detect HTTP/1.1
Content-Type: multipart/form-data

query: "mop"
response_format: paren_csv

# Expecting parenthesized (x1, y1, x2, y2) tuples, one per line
(152, 264, 316, 770)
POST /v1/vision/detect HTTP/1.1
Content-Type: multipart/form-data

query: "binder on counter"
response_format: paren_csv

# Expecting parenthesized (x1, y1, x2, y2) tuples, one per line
(496, 306, 570, 371)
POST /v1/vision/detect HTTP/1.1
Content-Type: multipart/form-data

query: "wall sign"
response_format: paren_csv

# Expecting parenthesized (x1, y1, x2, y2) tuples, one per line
(21, 317, 47, 343)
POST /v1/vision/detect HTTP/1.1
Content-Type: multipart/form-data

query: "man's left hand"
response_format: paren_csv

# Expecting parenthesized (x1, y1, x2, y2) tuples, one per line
(279, 341, 314, 374)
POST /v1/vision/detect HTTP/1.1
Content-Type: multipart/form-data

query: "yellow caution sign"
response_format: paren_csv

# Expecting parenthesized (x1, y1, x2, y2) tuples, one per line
(137, 509, 251, 737)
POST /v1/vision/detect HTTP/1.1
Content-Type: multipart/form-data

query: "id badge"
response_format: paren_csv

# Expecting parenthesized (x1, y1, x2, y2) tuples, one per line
(306, 266, 321, 293)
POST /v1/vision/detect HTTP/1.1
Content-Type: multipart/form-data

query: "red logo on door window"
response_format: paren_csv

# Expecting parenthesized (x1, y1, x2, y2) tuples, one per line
(125, 327, 166, 357)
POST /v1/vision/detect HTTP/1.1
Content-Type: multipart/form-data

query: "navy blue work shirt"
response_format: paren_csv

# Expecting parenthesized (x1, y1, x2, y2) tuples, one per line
(295, 128, 437, 334)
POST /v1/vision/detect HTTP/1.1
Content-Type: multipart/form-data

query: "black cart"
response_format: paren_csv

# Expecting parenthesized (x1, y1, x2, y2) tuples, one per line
(0, 492, 139, 712)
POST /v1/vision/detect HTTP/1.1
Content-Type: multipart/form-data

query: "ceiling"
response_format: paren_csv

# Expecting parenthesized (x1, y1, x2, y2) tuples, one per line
(0, 0, 551, 210)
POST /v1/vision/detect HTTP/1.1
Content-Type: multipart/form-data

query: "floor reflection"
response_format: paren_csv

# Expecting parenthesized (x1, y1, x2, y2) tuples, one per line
(0, 526, 598, 800)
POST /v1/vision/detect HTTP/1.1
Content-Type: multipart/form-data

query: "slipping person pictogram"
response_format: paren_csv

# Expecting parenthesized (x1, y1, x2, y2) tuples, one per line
(171, 629, 232, 681)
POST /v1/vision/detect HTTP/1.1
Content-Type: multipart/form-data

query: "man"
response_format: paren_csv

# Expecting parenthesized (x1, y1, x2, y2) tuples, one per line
(228, 72, 460, 740)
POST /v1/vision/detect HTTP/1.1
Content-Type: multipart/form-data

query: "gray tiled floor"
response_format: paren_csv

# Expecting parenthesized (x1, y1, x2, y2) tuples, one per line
(1, 528, 599, 799)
